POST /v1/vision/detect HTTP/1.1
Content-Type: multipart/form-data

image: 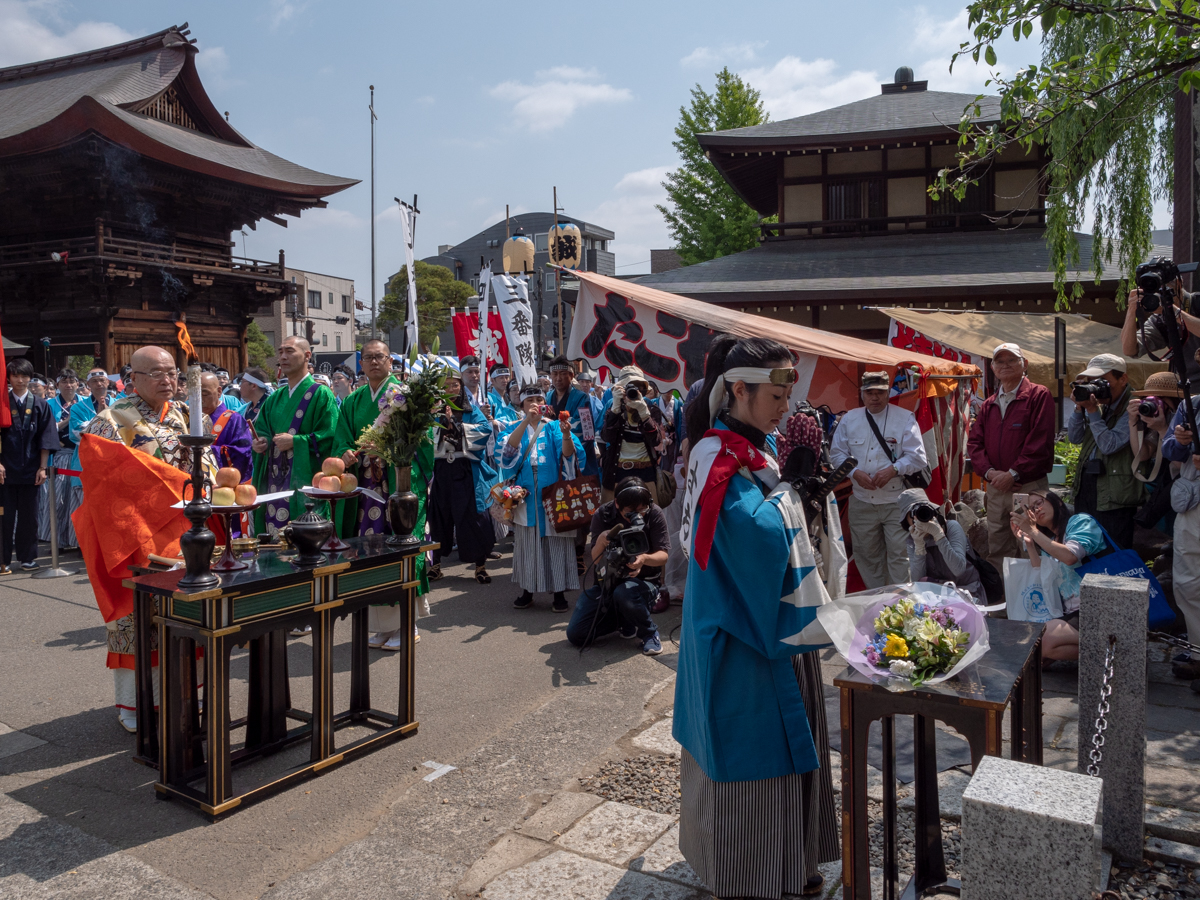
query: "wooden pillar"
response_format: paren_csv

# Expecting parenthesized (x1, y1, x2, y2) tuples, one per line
(238, 319, 249, 372)
(1174, 87, 1198, 286)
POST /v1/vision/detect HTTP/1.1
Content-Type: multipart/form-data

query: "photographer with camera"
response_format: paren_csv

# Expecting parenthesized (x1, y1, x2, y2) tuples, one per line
(1067, 353, 1143, 551)
(900, 487, 983, 600)
(1128, 371, 1184, 533)
(599, 365, 665, 503)
(1122, 273, 1200, 384)
(565, 476, 668, 655)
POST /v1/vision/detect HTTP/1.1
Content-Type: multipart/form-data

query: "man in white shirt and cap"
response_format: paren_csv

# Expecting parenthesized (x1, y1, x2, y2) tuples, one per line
(830, 370, 929, 588)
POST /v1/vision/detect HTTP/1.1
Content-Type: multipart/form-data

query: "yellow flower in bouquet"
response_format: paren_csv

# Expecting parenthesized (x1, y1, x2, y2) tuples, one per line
(883, 634, 909, 658)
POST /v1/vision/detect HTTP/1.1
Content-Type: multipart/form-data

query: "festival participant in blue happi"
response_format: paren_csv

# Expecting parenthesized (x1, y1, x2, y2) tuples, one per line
(547, 355, 598, 476)
(674, 335, 839, 900)
(487, 364, 520, 426)
(500, 382, 584, 612)
(41, 368, 82, 549)
(427, 365, 498, 583)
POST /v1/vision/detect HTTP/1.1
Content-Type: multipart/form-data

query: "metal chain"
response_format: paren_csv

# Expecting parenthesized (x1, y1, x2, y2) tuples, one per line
(1087, 635, 1117, 778)
(1148, 631, 1200, 656)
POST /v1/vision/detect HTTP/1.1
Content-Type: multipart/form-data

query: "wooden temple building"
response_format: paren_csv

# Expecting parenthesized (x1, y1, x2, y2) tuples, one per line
(638, 67, 1158, 341)
(0, 24, 357, 373)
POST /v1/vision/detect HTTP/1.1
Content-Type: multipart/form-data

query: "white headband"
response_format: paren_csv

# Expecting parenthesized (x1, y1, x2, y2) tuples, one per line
(707, 367, 794, 426)
(242, 373, 271, 390)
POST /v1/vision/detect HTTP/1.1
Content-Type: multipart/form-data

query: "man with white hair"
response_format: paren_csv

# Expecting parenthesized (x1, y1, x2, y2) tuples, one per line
(967, 342, 1056, 572)
(829, 370, 928, 588)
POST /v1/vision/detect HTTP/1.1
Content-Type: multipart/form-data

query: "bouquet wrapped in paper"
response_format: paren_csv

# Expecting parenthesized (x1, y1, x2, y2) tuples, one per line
(815, 582, 989, 690)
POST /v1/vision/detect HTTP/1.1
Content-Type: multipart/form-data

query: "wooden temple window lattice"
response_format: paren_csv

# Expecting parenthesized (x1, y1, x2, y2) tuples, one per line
(135, 87, 197, 131)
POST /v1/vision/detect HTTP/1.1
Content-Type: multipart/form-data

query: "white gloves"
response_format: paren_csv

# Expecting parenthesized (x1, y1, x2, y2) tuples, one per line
(924, 521, 945, 542)
(611, 384, 625, 405)
(909, 518, 944, 547)
(628, 399, 650, 422)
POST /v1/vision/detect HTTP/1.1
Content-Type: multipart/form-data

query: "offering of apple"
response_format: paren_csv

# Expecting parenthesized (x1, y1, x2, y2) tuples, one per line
(208, 466, 258, 506)
(309, 458, 360, 494)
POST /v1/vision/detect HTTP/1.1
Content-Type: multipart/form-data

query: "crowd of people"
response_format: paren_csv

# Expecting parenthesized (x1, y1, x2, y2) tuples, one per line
(6, 317, 1198, 899)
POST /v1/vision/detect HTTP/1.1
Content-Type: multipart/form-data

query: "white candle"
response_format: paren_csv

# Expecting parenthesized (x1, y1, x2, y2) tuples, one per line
(186, 365, 202, 436)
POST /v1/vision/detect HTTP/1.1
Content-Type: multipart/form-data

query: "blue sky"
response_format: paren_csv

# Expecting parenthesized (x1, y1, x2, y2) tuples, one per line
(0, 0, 1171, 315)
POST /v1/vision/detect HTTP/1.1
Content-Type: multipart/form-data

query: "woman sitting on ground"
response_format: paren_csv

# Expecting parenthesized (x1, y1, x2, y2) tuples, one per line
(1010, 489, 1106, 660)
(899, 487, 983, 601)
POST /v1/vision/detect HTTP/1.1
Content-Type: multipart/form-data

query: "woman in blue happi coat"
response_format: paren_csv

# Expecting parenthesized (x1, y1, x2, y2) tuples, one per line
(499, 382, 584, 613)
(674, 334, 839, 900)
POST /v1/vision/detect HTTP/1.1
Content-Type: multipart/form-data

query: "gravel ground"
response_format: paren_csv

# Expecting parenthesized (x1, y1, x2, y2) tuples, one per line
(580, 754, 681, 815)
(579, 744, 1200, 899)
(1105, 861, 1200, 899)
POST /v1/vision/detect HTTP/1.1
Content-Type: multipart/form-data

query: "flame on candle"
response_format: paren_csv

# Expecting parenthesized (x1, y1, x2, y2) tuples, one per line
(175, 320, 197, 362)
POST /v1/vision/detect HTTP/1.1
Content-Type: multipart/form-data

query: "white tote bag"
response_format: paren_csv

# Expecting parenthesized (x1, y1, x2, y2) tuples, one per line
(1002, 556, 1063, 622)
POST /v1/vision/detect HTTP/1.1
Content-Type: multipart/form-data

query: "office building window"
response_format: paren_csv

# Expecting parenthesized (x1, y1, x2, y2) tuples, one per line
(534, 233, 548, 252)
(471, 276, 480, 293)
(342, 294, 351, 312)
(322, 333, 328, 346)
(336, 334, 342, 351)
(544, 271, 557, 293)
(308, 289, 322, 309)
(328, 292, 334, 306)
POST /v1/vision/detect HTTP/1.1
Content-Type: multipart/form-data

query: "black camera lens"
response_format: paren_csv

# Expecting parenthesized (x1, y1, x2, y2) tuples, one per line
(625, 386, 640, 401)
(1071, 383, 1092, 403)
(1139, 398, 1160, 418)
(913, 504, 936, 523)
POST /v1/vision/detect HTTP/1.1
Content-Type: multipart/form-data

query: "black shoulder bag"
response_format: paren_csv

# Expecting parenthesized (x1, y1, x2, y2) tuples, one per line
(864, 409, 931, 490)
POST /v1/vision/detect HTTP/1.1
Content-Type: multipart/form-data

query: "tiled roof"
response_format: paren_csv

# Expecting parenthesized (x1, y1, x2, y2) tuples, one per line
(0, 24, 356, 197)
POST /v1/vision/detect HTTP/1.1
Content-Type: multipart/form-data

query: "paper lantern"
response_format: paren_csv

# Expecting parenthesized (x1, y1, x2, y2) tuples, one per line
(548, 222, 582, 269)
(503, 234, 534, 275)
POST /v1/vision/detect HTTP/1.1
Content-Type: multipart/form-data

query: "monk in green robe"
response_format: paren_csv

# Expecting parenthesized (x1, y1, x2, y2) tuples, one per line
(251, 336, 339, 534)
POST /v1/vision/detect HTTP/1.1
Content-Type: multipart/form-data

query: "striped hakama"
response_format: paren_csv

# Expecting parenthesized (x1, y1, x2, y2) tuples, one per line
(510, 522, 579, 594)
(680, 651, 839, 899)
(36, 448, 77, 549)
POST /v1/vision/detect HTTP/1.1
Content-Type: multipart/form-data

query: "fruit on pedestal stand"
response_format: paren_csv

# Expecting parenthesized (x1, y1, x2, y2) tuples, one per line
(312, 472, 324, 488)
(339, 473, 358, 492)
(321, 457, 346, 477)
(215, 467, 241, 488)
(234, 484, 257, 505)
(318, 475, 342, 492)
(212, 486, 237, 507)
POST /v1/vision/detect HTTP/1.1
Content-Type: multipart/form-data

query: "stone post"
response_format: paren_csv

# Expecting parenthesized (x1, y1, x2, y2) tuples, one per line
(1077, 573, 1148, 862)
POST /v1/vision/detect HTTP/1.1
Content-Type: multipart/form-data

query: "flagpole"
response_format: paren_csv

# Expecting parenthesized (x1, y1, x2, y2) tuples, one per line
(369, 85, 378, 340)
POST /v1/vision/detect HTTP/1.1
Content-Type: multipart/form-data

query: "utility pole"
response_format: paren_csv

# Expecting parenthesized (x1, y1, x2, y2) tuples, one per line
(552, 186, 564, 353)
(369, 85, 378, 339)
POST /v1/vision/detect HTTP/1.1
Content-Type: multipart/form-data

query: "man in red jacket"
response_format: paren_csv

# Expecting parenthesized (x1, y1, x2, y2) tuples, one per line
(967, 343, 1057, 573)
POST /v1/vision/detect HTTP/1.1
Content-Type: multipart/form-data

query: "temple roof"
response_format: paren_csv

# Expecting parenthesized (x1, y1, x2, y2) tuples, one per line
(697, 89, 1001, 151)
(0, 24, 357, 199)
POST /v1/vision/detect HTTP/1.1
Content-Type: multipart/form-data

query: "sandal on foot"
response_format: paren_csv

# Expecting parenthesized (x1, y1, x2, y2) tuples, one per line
(551, 594, 569, 613)
(474, 565, 491, 584)
(513, 593, 534, 609)
(427, 563, 443, 581)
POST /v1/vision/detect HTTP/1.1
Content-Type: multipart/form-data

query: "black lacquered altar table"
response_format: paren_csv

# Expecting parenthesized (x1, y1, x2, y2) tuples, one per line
(125, 536, 432, 818)
(834, 618, 1045, 900)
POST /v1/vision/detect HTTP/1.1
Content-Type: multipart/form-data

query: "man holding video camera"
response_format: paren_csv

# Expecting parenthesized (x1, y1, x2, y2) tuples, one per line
(566, 476, 668, 656)
(1067, 353, 1142, 550)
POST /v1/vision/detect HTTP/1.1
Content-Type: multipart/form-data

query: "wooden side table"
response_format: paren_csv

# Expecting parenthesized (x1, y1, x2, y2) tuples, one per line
(127, 536, 431, 818)
(834, 618, 1044, 899)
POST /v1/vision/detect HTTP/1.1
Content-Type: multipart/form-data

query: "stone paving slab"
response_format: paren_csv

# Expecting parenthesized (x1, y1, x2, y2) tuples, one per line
(631, 716, 680, 758)
(482, 850, 707, 900)
(516, 792, 603, 842)
(1146, 804, 1200, 845)
(898, 768, 972, 821)
(630, 823, 704, 889)
(459, 834, 547, 897)
(554, 800, 677, 867)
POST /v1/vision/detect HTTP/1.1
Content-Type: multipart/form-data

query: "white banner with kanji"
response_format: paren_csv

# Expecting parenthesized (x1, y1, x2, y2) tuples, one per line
(490, 273, 538, 388)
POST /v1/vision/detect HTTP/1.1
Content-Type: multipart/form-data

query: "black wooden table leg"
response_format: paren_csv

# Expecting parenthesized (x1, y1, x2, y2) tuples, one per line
(908, 713, 947, 898)
(349, 607, 370, 718)
(399, 594, 415, 726)
(205, 633, 232, 811)
(882, 716, 897, 900)
(311, 607, 335, 761)
(843, 687, 873, 900)
(134, 589, 158, 765)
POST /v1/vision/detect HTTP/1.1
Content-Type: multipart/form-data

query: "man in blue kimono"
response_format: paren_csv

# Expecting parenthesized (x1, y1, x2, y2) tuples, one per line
(427, 368, 498, 583)
(547, 355, 598, 476)
(0, 357, 60, 573)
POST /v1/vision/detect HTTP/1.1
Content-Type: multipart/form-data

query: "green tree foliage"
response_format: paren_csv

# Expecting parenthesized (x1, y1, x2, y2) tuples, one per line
(67, 354, 95, 375)
(245, 321, 276, 369)
(379, 261, 471, 342)
(658, 68, 771, 266)
(935, 1, 1185, 307)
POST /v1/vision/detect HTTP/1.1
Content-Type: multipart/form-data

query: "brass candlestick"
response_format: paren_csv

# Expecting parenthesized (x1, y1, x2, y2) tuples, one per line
(177, 433, 218, 590)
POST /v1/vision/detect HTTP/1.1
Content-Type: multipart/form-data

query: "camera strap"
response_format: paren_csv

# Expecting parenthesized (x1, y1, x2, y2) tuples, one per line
(1132, 426, 1165, 483)
(864, 407, 898, 466)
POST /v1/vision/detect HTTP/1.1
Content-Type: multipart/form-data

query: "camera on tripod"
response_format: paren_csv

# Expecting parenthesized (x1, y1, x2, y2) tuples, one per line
(599, 515, 651, 586)
(1072, 380, 1113, 403)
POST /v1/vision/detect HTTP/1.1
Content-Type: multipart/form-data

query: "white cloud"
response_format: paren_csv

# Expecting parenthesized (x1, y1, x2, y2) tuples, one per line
(681, 41, 765, 69)
(0, 1, 132, 67)
(489, 67, 631, 132)
(268, 0, 307, 30)
(195, 45, 238, 92)
(582, 166, 672, 276)
(741, 57, 879, 120)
